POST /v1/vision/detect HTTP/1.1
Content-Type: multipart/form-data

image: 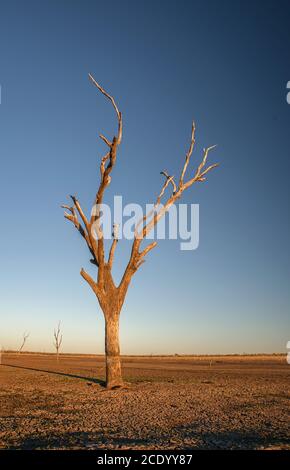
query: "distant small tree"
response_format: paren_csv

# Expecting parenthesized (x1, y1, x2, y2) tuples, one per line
(62, 75, 219, 388)
(18, 332, 29, 354)
(53, 322, 63, 362)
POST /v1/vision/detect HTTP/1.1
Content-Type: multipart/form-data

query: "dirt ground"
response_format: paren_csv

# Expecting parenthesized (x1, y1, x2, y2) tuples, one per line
(0, 353, 289, 450)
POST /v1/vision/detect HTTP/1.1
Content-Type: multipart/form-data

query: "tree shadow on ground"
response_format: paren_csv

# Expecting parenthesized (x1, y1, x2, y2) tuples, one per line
(1, 363, 105, 386)
(6, 432, 154, 450)
(177, 424, 290, 450)
(5, 429, 290, 450)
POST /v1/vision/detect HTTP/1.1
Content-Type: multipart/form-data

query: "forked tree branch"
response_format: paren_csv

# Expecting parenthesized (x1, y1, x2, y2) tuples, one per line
(88, 75, 123, 287)
(61, 203, 98, 265)
(62, 74, 123, 292)
(62, 76, 219, 308)
(119, 123, 218, 297)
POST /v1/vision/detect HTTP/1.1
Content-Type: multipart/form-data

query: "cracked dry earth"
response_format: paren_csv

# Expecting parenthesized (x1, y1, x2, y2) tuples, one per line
(0, 354, 289, 450)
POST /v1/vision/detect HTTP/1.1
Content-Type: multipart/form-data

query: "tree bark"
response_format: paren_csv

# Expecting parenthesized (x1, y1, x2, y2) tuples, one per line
(105, 314, 123, 389)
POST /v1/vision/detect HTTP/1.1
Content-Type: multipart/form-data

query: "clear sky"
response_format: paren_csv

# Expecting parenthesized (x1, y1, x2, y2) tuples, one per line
(0, 0, 289, 354)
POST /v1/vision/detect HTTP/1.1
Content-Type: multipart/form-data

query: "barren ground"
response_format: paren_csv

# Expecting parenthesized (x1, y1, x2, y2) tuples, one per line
(0, 353, 289, 450)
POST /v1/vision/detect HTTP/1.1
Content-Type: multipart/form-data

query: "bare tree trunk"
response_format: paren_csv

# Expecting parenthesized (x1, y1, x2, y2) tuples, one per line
(105, 314, 123, 389)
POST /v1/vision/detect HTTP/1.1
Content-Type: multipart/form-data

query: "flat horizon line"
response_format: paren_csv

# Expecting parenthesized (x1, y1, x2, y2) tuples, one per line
(1, 350, 285, 357)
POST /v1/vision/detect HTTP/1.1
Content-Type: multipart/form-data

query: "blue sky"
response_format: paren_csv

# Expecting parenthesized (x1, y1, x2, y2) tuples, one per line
(0, 0, 289, 354)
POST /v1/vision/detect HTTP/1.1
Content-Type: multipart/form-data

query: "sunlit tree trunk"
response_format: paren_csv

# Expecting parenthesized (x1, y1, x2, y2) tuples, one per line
(104, 313, 123, 389)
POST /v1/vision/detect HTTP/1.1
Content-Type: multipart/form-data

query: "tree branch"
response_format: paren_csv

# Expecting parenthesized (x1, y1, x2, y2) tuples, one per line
(179, 121, 195, 187)
(88, 73, 122, 145)
(62, 203, 98, 265)
(87, 74, 123, 285)
(62, 79, 219, 314)
(160, 170, 177, 194)
(99, 134, 112, 147)
(120, 123, 219, 293)
(70, 195, 90, 234)
(108, 224, 119, 268)
(80, 268, 100, 296)
(139, 241, 157, 259)
(182, 145, 218, 190)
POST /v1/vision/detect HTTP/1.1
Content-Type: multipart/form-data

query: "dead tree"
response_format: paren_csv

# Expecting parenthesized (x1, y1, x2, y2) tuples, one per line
(62, 74, 219, 389)
(18, 331, 29, 354)
(53, 322, 63, 362)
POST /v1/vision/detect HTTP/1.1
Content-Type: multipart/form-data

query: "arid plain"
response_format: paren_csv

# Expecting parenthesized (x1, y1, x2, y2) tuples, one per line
(0, 353, 289, 450)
